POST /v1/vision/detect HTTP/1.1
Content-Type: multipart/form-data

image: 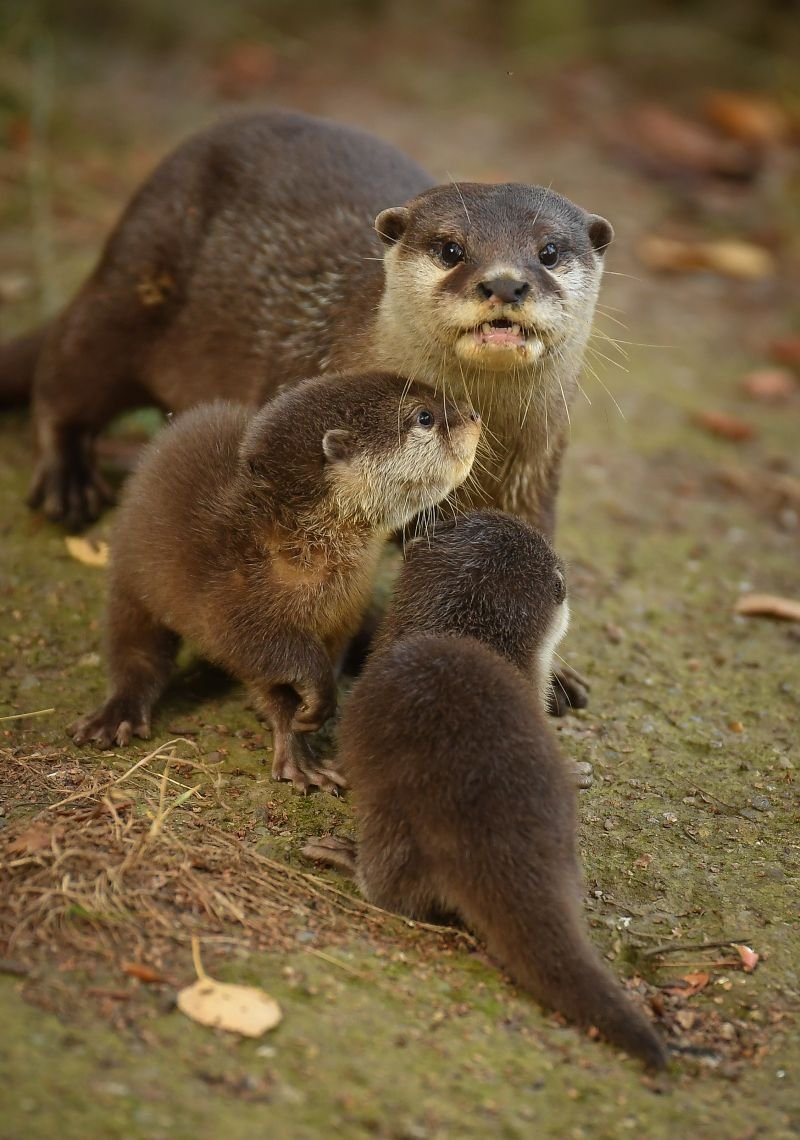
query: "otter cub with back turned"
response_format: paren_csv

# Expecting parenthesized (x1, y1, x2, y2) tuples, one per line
(304, 512, 667, 1068)
(68, 372, 480, 791)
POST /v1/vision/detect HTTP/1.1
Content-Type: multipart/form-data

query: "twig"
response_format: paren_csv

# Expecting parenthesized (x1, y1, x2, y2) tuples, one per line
(308, 949, 368, 979)
(0, 708, 55, 723)
(643, 938, 752, 958)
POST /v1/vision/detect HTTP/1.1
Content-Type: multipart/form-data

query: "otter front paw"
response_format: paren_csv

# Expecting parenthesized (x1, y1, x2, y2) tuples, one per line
(548, 664, 590, 717)
(271, 733, 347, 795)
(28, 452, 114, 531)
(68, 697, 151, 748)
(301, 834, 358, 876)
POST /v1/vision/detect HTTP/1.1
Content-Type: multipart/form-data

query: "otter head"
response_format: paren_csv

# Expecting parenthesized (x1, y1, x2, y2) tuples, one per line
(385, 510, 570, 709)
(375, 184, 612, 380)
(319, 373, 482, 533)
(242, 371, 480, 536)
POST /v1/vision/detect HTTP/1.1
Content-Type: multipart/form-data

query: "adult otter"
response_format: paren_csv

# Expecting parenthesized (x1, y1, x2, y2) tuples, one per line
(1, 110, 612, 705)
(68, 371, 480, 791)
(304, 513, 667, 1068)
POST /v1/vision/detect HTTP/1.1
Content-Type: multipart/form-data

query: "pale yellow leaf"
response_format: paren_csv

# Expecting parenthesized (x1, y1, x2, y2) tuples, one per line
(735, 593, 800, 622)
(64, 536, 109, 568)
(177, 976, 282, 1037)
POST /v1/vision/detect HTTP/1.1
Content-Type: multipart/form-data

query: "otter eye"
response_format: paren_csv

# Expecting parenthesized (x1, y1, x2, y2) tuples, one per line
(439, 241, 465, 268)
(554, 569, 566, 603)
(416, 409, 435, 428)
(539, 242, 559, 268)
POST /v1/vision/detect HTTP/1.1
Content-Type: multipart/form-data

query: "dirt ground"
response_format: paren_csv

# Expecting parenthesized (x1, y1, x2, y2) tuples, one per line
(1, 13, 799, 1140)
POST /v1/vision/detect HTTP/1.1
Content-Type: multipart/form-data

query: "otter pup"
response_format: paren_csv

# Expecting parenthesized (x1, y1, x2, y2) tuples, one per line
(68, 371, 480, 791)
(304, 515, 667, 1068)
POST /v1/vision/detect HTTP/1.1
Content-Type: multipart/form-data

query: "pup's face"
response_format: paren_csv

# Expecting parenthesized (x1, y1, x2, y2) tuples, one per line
(376, 183, 612, 376)
(322, 375, 481, 532)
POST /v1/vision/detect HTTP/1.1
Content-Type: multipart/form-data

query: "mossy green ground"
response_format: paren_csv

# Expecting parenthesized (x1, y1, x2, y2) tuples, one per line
(1, 19, 799, 1139)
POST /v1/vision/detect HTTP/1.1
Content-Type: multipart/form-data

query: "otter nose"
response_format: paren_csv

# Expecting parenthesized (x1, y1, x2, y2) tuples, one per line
(469, 409, 481, 424)
(478, 276, 530, 304)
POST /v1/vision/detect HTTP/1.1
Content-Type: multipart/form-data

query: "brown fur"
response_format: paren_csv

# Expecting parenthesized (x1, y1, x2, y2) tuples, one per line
(305, 515, 667, 1067)
(0, 111, 610, 551)
(68, 371, 480, 791)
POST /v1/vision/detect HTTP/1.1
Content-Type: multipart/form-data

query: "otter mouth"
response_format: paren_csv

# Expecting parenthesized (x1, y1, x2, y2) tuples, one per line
(471, 319, 531, 350)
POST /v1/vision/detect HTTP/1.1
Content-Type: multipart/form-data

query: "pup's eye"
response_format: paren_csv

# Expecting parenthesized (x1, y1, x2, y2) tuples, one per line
(539, 242, 559, 268)
(554, 569, 566, 603)
(416, 409, 435, 428)
(440, 241, 465, 268)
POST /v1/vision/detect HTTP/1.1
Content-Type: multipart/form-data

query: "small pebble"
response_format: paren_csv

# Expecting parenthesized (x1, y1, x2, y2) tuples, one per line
(750, 796, 771, 812)
(662, 812, 678, 825)
(776, 756, 794, 770)
(603, 818, 616, 831)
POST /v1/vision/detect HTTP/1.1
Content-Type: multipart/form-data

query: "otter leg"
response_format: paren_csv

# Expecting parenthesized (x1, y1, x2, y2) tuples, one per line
(27, 295, 150, 530)
(69, 590, 179, 748)
(301, 835, 358, 876)
(244, 638, 344, 793)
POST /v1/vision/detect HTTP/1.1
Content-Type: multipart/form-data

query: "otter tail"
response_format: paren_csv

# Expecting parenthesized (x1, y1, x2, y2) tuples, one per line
(0, 325, 47, 405)
(459, 881, 668, 1070)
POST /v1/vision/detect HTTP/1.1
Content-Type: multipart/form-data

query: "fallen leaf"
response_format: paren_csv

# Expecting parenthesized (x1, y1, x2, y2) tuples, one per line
(735, 594, 800, 622)
(732, 944, 759, 973)
(633, 853, 652, 869)
(215, 41, 276, 98)
(740, 368, 796, 402)
(64, 536, 109, 568)
(681, 971, 712, 995)
(769, 335, 800, 370)
(692, 410, 755, 442)
(701, 239, 775, 280)
(177, 937, 282, 1038)
(177, 977, 282, 1037)
(6, 821, 65, 855)
(626, 104, 753, 178)
(638, 236, 774, 279)
(704, 90, 789, 147)
(122, 961, 168, 984)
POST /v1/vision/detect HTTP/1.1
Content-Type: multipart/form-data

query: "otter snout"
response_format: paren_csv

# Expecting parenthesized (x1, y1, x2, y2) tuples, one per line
(478, 276, 530, 305)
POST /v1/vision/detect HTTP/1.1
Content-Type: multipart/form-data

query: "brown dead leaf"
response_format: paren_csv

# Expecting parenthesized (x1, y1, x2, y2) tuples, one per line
(122, 961, 168, 984)
(638, 236, 774, 280)
(692, 410, 755, 442)
(64, 536, 109, 568)
(6, 821, 66, 855)
(626, 104, 753, 178)
(177, 977, 282, 1037)
(735, 594, 800, 622)
(704, 90, 789, 147)
(740, 368, 796, 402)
(661, 971, 711, 998)
(215, 42, 276, 98)
(769, 335, 800, 370)
(732, 944, 760, 973)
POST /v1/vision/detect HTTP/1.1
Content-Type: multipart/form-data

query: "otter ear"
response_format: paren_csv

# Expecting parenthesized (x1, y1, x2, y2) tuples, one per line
(375, 207, 410, 247)
(323, 429, 356, 464)
(587, 214, 614, 257)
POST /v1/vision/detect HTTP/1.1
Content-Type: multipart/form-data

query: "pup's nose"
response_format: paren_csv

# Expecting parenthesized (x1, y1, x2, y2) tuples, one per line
(469, 409, 481, 424)
(478, 276, 530, 304)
